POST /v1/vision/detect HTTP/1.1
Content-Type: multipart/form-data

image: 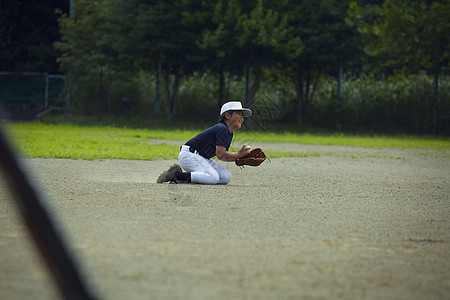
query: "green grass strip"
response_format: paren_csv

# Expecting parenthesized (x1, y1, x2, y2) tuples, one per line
(233, 131, 450, 149)
(3, 122, 449, 160)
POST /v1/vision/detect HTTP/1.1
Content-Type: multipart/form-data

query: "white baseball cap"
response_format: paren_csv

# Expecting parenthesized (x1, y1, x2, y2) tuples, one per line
(220, 101, 252, 117)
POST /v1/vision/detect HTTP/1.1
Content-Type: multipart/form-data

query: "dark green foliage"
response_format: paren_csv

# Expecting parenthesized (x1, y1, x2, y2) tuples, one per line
(0, 0, 67, 72)
(1, 0, 449, 133)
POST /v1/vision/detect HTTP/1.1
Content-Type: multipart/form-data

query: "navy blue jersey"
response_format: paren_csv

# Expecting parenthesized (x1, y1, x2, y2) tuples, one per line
(185, 122, 232, 159)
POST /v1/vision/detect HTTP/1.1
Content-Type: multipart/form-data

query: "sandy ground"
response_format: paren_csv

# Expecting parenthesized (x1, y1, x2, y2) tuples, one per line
(0, 143, 449, 300)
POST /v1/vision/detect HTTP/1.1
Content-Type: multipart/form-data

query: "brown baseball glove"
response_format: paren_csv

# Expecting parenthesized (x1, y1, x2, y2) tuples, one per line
(235, 148, 270, 168)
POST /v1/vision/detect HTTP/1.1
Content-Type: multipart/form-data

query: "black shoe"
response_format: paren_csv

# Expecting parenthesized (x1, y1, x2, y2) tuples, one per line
(156, 164, 182, 183)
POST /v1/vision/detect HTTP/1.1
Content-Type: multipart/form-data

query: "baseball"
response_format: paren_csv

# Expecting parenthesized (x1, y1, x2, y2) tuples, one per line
(243, 145, 251, 151)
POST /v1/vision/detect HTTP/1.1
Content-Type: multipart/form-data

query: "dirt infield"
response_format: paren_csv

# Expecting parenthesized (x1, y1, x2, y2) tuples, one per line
(1, 144, 449, 299)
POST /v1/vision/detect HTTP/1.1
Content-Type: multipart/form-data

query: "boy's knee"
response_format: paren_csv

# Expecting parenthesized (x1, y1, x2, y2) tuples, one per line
(204, 172, 220, 184)
(218, 170, 231, 185)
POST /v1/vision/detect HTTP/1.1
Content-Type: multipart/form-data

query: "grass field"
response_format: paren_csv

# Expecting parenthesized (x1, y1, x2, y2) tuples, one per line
(3, 122, 449, 160)
(1, 121, 450, 300)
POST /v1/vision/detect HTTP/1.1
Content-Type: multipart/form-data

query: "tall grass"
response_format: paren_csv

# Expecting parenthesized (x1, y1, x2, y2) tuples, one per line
(65, 69, 450, 134)
(310, 72, 450, 133)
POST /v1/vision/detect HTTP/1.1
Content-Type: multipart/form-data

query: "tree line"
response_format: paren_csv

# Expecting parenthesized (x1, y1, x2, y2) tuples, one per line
(1, 0, 449, 132)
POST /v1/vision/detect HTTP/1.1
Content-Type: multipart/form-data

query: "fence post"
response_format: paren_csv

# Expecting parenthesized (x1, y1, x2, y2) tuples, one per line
(44, 73, 49, 108)
(66, 69, 72, 111)
(433, 68, 439, 134)
(66, 0, 74, 113)
(154, 61, 161, 117)
(245, 62, 250, 106)
(336, 67, 343, 129)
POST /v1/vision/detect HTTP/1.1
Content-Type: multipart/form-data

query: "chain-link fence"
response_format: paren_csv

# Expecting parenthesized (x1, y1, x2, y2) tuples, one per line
(0, 72, 65, 120)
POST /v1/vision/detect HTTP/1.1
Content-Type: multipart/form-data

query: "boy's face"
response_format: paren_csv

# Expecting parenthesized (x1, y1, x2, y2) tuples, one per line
(228, 111, 244, 130)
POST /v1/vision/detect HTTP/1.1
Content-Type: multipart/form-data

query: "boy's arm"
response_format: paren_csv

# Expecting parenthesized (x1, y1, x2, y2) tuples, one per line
(215, 145, 250, 162)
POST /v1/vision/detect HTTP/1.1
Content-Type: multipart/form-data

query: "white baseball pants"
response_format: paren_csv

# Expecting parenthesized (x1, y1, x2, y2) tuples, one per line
(178, 145, 231, 185)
